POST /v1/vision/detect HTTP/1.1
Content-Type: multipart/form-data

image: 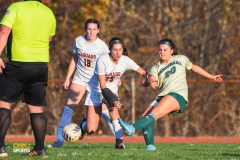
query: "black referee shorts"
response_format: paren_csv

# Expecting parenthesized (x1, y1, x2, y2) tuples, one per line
(0, 61, 48, 106)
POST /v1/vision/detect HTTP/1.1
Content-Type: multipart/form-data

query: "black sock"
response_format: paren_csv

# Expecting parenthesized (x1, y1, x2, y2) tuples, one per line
(116, 138, 123, 144)
(0, 108, 12, 148)
(30, 113, 47, 150)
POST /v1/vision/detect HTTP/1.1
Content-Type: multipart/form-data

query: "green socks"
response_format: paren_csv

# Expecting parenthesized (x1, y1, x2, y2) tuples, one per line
(131, 114, 156, 146)
(132, 113, 156, 131)
(142, 124, 154, 145)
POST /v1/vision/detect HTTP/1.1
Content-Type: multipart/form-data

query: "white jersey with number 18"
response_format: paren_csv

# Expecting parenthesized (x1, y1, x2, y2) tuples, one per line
(72, 35, 109, 83)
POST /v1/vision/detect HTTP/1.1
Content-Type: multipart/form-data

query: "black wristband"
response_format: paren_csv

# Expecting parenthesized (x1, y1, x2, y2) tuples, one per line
(101, 88, 119, 108)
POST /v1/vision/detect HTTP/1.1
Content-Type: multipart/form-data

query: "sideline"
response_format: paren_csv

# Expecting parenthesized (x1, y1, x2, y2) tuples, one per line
(5, 136, 240, 143)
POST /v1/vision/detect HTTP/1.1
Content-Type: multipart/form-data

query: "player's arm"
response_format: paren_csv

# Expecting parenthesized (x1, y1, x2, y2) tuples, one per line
(63, 54, 78, 89)
(98, 74, 121, 108)
(98, 74, 106, 89)
(147, 65, 158, 89)
(191, 64, 223, 83)
(148, 74, 158, 89)
(0, 25, 11, 73)
(0, 25, 10, 54)
(66, 54, 77, 80)
(136, 67, 149, 87)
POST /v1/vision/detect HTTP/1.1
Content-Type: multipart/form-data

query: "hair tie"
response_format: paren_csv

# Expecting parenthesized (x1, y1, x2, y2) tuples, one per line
(158, 41, 173, 48)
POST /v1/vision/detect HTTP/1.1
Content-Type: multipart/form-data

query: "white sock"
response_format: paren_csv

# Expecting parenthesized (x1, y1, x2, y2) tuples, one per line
(102, 110, 115, 138)
(112, 119, 123, 140)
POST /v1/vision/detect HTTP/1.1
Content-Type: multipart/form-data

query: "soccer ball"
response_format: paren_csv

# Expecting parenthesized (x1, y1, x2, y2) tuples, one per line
(62, 123, 82, 142)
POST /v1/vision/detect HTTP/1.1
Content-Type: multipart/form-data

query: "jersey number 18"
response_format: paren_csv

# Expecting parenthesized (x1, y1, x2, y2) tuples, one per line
(84, 59, 91, 67)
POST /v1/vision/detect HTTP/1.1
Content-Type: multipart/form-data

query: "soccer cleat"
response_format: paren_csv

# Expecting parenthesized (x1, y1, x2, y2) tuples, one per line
(118, 118, 135, 136)
(115, 143, 125, 149)
(28, 148, 47, 158)
(46, 141, 63, 148)
(79, 118, 87, 140)
(144, 144, 156, 151)
(0, 145, 8, 158)
(115, 139, 125, 149)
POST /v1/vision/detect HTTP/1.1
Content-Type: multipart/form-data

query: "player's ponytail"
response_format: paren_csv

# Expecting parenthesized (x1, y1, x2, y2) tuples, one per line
(123, 47, 128, 56)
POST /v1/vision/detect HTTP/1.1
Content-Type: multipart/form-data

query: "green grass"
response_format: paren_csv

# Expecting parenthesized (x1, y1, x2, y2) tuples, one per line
(3, 142, 240, 160)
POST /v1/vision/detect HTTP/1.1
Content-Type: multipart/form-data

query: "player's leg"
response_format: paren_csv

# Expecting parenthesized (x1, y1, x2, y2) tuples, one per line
(23, 63, 49, 157)
(80, 92, 102, 139)
(141, 105, 156, 150)
(101, 89, 125, 149)
(107, 104, 125, 149)
(56, 84, 86, 141)
(27, 105, 47, 157)
(48, 83, 86, 148)
(119, 95, 180, 136)
(0, 102, 11, 158)
(85, 105, 101, 133)
(80, 107, 101, 138)
(142, 125, 156, 150)
(101, 104, 115, 138)
(0, 62, 26, 158)
(25, 64, 48, 156)
(102, 103, 126, 149)
(142, 93, 186, 150)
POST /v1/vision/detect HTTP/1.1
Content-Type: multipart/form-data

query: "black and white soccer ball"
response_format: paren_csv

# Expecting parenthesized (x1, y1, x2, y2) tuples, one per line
(62, 123, 82, 142)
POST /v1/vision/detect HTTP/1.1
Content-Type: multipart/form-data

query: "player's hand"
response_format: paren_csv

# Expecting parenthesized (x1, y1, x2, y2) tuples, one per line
(0, 58, 5, 73)
(149, 81, 158, 89)
(211, 74, 223, 83)
(113, 100, 122, 109)
(147, 75, 158, 89)
(63, 79, 70, 90)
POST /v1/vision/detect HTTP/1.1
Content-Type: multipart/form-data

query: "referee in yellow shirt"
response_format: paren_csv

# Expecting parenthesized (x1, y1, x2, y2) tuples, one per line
(0, 0, 56, 158)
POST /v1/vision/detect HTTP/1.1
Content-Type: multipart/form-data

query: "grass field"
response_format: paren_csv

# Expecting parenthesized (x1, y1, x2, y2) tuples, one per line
(3, 142, 240, 160)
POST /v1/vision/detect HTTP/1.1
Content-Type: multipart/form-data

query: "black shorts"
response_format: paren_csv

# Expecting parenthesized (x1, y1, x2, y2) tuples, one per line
(0, 61, 48, 106)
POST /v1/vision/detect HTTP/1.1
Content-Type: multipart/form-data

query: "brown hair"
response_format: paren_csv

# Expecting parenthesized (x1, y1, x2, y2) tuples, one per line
(109, 37, 128, 56)
(84, 18, 100, 37)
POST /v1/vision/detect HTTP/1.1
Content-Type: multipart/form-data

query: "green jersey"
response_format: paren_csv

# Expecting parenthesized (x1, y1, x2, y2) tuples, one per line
(0, 1, 56, 62)
(149, 55, 192, 102)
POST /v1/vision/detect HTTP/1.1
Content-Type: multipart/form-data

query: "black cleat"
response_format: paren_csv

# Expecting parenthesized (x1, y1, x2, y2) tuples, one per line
(115, 139, 125, 149)
(79, 118, 87, 140)
(28, 148, 47, 158)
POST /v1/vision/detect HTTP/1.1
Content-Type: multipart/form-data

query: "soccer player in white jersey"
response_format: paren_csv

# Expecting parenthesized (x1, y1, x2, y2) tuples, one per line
(118, 38, 223, 150)
(47, 19, 116, 148)
(80, 37, 148, 149)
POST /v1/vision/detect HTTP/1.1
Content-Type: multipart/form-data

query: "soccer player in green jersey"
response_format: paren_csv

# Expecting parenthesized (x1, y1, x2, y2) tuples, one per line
(118, 38, 223, 151)
(0, 0, 56, 158)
